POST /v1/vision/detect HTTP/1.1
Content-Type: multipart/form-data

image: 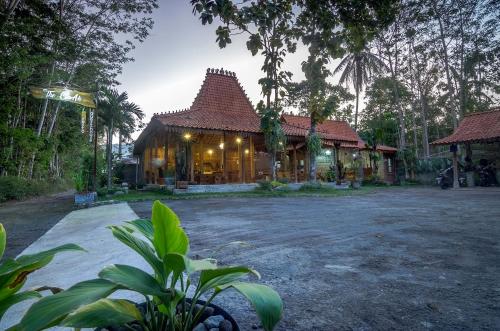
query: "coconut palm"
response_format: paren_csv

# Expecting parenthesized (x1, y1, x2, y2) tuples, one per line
(333, 50, 387, 131)
(99, 88, 144, 189)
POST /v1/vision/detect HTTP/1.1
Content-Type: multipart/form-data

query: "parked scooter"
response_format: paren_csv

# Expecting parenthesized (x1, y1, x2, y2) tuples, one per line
(477, 159, 497, 187)
(436, 166, 466, 189)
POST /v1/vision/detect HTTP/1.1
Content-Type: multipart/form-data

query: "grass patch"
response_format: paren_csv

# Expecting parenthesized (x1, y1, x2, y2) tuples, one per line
(100, 185, 385, 203)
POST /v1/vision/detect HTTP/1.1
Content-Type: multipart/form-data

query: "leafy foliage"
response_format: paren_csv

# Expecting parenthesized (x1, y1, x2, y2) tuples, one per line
(16, 201, 283, 331)
(0, 0, 156, 193)
(0, 224, 84, 323)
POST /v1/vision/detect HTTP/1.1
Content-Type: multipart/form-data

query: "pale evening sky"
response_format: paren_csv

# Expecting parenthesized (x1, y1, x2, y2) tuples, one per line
(117, 0, 350, 138)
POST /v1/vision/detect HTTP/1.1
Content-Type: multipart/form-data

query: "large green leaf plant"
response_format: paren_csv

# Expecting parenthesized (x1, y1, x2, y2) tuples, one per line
(0, 224, 84, 322)
(14, 201, 283, 331)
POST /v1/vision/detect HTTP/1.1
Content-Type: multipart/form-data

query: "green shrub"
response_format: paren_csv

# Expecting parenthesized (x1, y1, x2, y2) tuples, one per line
(299, 182, 326, 191)
(96, 187, 108, 197)
(326, 167, 336, 182)
(0, 177, 69, 202)
(277, 178, 289, 184)
(362, 175, 387, 186)
(256, 180, 287, 191)
(0, 176, 29, 201)
(256, 180, 272, 191)
(145, 186, 173, 195)
(72, 172, 86, 193)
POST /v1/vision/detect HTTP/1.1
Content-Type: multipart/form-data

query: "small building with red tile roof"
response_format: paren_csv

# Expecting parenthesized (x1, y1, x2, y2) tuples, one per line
(281, 113, 397, 182)
(431, 108, 500, 145)
(430, 108, 500, 188)
(133, 68, 398, 186)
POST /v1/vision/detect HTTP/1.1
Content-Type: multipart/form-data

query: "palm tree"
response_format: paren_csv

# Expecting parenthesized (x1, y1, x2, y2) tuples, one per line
(333, 50, 387, 131)
(99, 88, 144, 189)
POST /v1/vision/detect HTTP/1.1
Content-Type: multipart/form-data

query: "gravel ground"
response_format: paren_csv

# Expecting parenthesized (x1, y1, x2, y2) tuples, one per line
(0, 190, 75, 258)
(1, 187, 499, 330)
(129, 187, 500, 331)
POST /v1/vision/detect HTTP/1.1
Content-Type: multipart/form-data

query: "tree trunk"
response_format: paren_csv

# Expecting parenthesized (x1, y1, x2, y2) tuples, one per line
(118, 133, 122, 159)
(354, 89, 359, 131)
(420, 96, 430, 159)
(28, 61, 57, 178)
(387, 39, 408, 179)
(412, 46, 430, 159)
(47, 101, 62, 137)
(434, 2, 458, 129)
(107, 119, 113, 189)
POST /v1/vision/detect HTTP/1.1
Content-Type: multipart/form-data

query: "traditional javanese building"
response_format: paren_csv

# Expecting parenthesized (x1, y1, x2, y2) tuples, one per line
(133, 68, 397, 186)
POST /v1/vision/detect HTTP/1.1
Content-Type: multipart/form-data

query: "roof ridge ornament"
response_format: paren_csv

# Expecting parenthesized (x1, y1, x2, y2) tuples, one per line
(205, 68, 238, 77)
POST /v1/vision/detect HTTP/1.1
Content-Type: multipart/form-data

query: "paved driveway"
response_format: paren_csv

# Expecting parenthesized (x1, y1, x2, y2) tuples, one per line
(130, 187, 500, 330)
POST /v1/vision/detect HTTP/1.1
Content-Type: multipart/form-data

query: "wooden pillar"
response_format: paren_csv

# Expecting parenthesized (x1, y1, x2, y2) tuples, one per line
(189, 143, 194, 182)
(250, 136, 255, 181)
(335, 143, 341, 185)
(238, 140, 242, 183)
(149, 142, 153, 184)
(452, 144, 459, 188)
(242, 139, 246, 183)
(143, 148, 148, 182)
(222, 133, 227, 182)
(155, 137, 159, 184)
(164, 132, 169, 174)
(304, 150, 309, 181)
(293, 144, 298, 183)
(200, 136, 204, 179)
(139, 153, 144, 185)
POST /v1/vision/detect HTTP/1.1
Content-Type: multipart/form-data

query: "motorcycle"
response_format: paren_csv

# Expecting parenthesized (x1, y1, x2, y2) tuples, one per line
(477, 159, 497, 187)
(436, 166, 466, 189)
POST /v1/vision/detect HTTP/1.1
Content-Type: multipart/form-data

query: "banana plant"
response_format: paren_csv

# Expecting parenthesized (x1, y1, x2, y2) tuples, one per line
(0, 223, 84, 322)
(14, 200, 283, 331)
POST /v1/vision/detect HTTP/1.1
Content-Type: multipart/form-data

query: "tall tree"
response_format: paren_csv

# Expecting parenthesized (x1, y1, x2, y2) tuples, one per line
(286, 79, 353, 181)
(0, 0, 156, 182)
(333, 50, 387, 131)
(191, 0, 296, 180)
(99, 89, 143, 189)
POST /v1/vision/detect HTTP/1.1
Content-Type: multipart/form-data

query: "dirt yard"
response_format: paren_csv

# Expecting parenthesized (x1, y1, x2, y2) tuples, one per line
(130, 187, 500, 330)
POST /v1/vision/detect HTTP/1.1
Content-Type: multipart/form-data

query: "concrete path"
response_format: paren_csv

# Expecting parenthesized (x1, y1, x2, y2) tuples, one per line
(1, 203, 146, 330)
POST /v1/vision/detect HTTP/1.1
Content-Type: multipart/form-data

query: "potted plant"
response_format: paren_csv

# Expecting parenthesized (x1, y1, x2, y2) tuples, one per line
(326, 165, 336, 182)
(15, 201, 283, 331)
(73, 171, 97, 206)
(0, 224, 83, 323)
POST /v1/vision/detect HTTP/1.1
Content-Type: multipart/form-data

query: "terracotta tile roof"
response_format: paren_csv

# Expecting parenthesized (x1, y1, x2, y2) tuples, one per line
(153, 68, 261, 133)
(432, 108, 500, 145)
(282, 114, 398, 153)
(375, 144, 398, 153)
(281, 114, 358, 144)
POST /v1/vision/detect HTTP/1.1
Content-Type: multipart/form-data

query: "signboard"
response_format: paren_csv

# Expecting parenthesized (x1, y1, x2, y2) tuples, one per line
(30, 86, 96, 108)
